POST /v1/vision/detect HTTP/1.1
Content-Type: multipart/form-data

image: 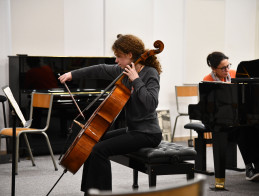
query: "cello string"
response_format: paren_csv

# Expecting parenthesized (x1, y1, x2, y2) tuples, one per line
(72, 72, 123, 121)
(72, 59, 147, 121)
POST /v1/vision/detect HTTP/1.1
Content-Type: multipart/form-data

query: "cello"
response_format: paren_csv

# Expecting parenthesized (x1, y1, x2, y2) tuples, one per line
(59, 40, 164, 175)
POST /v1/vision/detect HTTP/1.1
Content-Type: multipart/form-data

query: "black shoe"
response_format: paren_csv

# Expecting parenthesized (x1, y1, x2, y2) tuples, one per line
(254, 162, 259, 173)
(246, 163, 259, 181)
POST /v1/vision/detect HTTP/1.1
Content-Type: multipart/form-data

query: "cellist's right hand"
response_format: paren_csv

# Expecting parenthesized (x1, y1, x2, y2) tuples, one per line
(58, 72, 72, 83)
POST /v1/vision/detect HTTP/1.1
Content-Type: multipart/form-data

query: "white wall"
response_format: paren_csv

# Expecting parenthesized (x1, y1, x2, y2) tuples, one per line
(256, 0, 259, 58)
(184, 0, 225, 84)
(152, 0, 187, 138)
(0, 0, 11, 89)
(0, 0, 11, 129)
(64, 0, 104, 56)
(105, 0, 155, 56)
(225, 0, 257, 66)
(1, 0, 258, 138)
(10, 0, 64, 56)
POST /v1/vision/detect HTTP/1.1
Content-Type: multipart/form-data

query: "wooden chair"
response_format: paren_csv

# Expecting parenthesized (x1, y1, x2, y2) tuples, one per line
(172, 85, 197, 146)
(172, 85, 212, 146)
(0, 92, 58, 174)
(0, 95, 11, 163)
(88, 174, 206, 196)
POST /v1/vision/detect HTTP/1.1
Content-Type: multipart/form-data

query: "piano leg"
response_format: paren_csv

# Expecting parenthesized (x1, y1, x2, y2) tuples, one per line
(212, 131, 228, 190)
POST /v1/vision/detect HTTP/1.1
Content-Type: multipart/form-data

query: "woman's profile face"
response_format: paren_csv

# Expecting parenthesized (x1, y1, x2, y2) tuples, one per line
(115, 52, 132, 69)
(213, 59, 231, 79)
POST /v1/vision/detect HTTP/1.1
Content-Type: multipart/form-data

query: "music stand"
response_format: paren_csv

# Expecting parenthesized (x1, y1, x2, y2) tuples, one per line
(2, 86, 31, 196)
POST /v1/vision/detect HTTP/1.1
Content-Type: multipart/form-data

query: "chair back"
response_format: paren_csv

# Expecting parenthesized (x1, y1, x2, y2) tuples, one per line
(88, 175, 206, 196)
(0, 95, 7, 127)
(175, 85, 199, 115)
(29, 92, 53, 131)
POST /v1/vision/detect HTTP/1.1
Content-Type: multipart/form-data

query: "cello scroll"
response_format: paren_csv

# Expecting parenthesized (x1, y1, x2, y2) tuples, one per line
(135, 40, 164, 64)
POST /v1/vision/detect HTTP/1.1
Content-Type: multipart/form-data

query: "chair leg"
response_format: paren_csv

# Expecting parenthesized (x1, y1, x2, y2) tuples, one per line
(0, 136, 9, 152)
(172, 115, 180, 141)
(148, 171, 156, 187)
(42, 132, 58, 171)
(2, 102, 7, 128)
(132, 169, 139, 189)
(23, 133, 35, 167)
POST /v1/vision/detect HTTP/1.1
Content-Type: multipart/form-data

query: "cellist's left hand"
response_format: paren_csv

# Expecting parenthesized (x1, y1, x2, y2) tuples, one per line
(123, 63, 139, 82)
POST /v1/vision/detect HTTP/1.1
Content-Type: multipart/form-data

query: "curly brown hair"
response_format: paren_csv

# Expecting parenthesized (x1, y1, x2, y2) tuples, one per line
(112, 34, 162, 75)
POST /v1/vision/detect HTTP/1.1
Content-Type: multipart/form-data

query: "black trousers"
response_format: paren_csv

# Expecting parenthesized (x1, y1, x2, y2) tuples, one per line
(235, 126, 259, 165)
(81, 128, 162, 192)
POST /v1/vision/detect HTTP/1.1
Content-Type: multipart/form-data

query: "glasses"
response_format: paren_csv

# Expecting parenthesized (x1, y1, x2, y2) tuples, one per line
(217, 64, 231, 71)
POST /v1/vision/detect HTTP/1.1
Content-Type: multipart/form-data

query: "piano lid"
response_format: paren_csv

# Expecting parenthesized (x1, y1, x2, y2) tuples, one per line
(232, 59, 259, 83)
(236, 59, 259, 78)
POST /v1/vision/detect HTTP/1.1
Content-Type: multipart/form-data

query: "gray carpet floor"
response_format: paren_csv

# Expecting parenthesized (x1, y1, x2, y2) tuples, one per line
(0, 141, 259, 196)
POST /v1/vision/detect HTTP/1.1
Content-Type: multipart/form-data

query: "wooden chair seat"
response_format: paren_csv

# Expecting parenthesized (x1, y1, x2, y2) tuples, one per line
(0, 128, 37, 136)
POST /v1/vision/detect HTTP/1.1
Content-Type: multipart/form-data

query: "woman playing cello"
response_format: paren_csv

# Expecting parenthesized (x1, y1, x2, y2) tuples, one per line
(59, 34, 163, 194)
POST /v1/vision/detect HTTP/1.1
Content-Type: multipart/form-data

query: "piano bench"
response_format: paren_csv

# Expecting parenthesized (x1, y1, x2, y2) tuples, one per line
(110, 140, 196, 188)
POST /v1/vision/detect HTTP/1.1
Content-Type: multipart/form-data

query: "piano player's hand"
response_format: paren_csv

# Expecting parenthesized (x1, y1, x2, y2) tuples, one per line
(58, 72, 72, 83)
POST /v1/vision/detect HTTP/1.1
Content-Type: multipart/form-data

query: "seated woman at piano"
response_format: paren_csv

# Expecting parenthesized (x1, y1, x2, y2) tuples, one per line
(59, 34, 163, 194)
(203, 51, 236, 82)
(203, 51, 259, 181)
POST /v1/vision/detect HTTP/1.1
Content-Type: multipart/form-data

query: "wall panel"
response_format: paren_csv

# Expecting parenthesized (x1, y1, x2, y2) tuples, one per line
(184, 0, 225, 84)
(64, 0, 104, 56)
(11, 0, 64, 56)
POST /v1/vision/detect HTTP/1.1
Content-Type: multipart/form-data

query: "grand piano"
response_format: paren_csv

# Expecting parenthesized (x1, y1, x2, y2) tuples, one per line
(8, 55, 125, 155)
(189, 59, 259, 189)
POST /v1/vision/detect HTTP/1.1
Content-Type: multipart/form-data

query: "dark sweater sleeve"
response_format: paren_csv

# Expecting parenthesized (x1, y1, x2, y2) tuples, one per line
(71, 64, 122, 81)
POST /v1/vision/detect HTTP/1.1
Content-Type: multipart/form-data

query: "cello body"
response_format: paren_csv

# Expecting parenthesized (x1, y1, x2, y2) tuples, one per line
(60, 81, 130, 174)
